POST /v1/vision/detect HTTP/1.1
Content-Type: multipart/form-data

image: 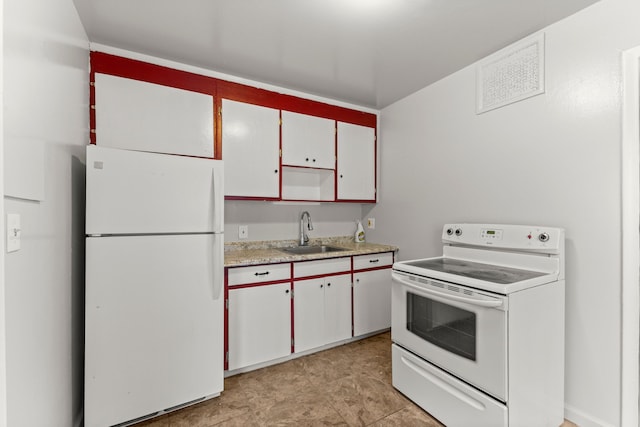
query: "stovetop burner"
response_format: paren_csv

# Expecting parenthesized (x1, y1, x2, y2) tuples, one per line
(402, 258, 547, 285)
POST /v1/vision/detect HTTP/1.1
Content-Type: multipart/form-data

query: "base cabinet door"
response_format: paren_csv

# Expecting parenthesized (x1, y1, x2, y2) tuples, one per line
(228, 283, 291, 370)
(293, 278, 326, 353)
(294, 273, 351, 353)
(323, 274, 352, 344)
(353, 268, 392, 336)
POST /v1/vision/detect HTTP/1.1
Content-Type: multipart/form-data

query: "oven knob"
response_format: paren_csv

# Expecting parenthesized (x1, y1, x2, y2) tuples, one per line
(538, 232, 550, 242)
(455, 228, 463, 236)
(446, 228, 454, 236)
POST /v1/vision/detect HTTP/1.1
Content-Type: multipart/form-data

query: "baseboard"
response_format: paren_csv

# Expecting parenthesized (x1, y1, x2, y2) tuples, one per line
(565, 403, 616, 427)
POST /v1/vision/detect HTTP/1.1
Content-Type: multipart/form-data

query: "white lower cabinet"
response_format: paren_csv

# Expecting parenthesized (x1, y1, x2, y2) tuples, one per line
(227, 282, 292, 370)
(353, 253, 393, 336)
(294, 274, 351, 353)
(226, 252, 394, 371)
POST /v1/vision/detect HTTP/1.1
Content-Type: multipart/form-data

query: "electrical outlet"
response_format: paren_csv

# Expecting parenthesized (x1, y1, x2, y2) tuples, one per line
(367, 218, 375, 229)
(238, 225, 249, 239)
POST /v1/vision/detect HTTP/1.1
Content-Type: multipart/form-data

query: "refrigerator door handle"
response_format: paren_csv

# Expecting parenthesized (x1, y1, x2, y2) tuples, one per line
(211, 165, 224, 232)
(213, 235, 223, 300)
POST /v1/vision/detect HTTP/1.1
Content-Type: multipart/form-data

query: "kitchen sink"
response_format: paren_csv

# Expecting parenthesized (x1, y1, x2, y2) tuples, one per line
(280, 245, 347, 255)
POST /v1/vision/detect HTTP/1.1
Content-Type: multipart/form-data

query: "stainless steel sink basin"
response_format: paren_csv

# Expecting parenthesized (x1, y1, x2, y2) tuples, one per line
(281, 245, 347, 255)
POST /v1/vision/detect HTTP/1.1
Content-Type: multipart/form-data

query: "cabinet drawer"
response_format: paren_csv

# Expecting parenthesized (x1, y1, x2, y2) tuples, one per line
(293, 257, 351, 278)
(228, 263, 291, 286)
(353, 252, 393, 270)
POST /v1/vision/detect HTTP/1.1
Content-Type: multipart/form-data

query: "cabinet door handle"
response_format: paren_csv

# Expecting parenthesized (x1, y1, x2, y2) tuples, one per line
(285, 289, 289, 294)
(274, 169, 278, 173)
(327, 282, 331, 287)
(320, 284, 323, 288)
(312, 158, 316, 162)
(340, 174, 343, 178)
(369, 259, 379, 263)
(305, 157, 309, 162)
(254, 271, 270, 276)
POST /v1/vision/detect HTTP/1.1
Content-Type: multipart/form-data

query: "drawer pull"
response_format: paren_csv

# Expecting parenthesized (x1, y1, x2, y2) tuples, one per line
(369, 259, 379, 263)
(254, 271, 270, 276)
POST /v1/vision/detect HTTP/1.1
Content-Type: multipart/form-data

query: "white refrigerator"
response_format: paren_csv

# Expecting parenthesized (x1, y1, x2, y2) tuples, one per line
(84, 145, 224, 427)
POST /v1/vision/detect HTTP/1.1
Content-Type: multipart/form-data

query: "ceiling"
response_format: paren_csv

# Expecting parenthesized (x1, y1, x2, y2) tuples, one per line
(72, 0, 600, 109)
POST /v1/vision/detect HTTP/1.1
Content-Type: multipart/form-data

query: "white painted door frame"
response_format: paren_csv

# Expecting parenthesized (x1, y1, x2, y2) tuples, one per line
(0, 0, 7, 424)
(621, 45, 640, 427)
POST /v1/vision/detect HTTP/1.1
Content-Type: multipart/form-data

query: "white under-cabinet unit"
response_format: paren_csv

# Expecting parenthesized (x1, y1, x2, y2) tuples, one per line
(226, 263, 292, 370)
(221, 99, 281, 198)
(353, 253, 393, 336)
(281, 111, 336, 169)
(337, 122, 376, 201)
(93, 73, 215, 158)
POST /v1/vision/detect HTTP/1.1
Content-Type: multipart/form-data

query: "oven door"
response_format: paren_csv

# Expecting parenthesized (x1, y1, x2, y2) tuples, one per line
(392, 270, 508, 401)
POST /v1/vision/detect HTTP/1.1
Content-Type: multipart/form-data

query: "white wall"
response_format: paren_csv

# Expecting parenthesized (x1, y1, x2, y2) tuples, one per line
(3, 1, 88, 426)
(367, 0, 640, 425)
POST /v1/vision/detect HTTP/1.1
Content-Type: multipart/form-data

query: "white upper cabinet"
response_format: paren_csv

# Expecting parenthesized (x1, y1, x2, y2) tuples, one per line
(281, 111, 335, 170)
(94, 73, 214, 158)
(337, 122, 376, 201)
(222, 99, 280, 198)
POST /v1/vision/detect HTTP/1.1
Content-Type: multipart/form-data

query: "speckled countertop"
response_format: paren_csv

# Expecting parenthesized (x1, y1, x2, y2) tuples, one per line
(224, 236, 398, 267)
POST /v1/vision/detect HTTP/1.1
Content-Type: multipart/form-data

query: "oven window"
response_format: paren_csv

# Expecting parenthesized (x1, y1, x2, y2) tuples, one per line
(406, 292, 476, 361)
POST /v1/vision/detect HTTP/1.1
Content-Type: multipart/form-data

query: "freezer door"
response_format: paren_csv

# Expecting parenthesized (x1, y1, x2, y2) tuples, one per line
(84, 234, 224, 427)
(86, 145, 223, 235)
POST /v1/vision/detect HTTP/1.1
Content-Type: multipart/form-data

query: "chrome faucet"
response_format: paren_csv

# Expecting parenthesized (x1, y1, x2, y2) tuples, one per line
(299, 211, 313, 246)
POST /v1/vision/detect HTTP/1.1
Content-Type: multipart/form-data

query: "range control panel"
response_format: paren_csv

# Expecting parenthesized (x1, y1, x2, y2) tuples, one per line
(442, 223, 564, 254)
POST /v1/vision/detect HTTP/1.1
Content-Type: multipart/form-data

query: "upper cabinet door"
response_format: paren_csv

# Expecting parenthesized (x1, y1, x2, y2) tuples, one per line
(222, 99, 281, 199)
(281, 111, 335, 170)
(337, 122, 376, 201)
(94, 73, 214, 158)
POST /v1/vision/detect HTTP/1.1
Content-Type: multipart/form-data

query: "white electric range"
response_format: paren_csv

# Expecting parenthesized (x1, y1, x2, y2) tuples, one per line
(391, 223, 565, 427)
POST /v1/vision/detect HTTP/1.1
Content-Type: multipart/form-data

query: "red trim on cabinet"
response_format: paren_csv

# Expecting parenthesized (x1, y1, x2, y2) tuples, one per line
(281, 164, 335, 171)
(227, 279, 291, 290)
(89, 67, 96, 144)
(352, 265, 391, 274)
(334, 120, 338, 200)
(374, 127, 378, 202)
(91, 52, 215, 95)
(279, 110, 283, 199)
(224, 195, 281, 202)
(350, 256, 355, 337)
(290, 264, 295, 353)
(292, 269, 353, 282)
(224, 268, 229, 371)
(214, 95, 223, 163)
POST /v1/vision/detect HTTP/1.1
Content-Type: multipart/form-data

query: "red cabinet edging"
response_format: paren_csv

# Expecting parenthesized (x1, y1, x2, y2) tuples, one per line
(89, 51, 376, 133)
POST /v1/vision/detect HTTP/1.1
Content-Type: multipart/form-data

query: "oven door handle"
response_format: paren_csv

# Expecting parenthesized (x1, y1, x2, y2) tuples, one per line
(392, 272, 503, 308)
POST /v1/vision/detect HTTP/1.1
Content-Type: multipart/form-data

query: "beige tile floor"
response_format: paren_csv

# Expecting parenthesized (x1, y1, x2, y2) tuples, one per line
(133, 332, 577, 427)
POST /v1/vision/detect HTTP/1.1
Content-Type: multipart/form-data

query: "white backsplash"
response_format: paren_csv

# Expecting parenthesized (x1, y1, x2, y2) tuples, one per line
(224, 200, 365, 242)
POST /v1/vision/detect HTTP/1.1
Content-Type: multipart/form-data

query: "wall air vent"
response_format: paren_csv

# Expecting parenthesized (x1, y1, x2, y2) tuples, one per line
(476, 33, 545, 114)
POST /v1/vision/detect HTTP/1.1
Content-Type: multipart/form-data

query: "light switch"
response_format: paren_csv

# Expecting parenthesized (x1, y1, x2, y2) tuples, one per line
(6, 214, 21, 253)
